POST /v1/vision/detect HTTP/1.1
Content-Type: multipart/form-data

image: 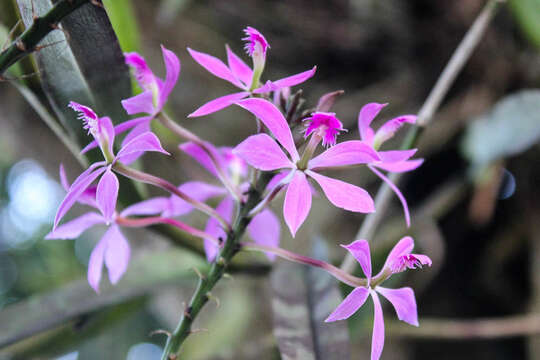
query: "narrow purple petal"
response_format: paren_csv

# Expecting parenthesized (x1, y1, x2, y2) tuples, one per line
(54, 166, 106, 229)
(96, 168, 119, 222)
(373, 115, 416, 146)
(158, 45, 181, 109)
(377, 149, 417, 163)
(382, 236, 414, 272)
(124, 52, 156, 90)
(266, 171, 289, 190)
(283, 171, 312, 237)
(121, 90, 156, 115)
(179, 141, 223, 177)
(120, 197, 170, 217)
(88, 234, 107, 293)
(59, 163, 99, 208)
(341, 240, 372, 280)
(80, 139, 98, 154)
(168, 181, 227, 217)
(204, 197, 234, 262)
(358, 103, 386, 144)
(100, 116, 115, 158)
(233, 134, 294, 171)
(103, 225, 130, 285)
(116, 132, 170, 163)
(226, 44, 252, 87)
(114, 117, 152, 137)
(369, 165, 410, 227)
(376, 286, 418, 326)
(247, 209, 280, 261)
(325, 287, 369, 322)
(370, 290, 385, 360)
(374, 159, 424, 173)
(253, 67, 316, 94)
(188, 91, 250, 118)
(306, 170, 375, 213)
(187, 47, 244, 88)
(117, 122, 153, 165)
(236, 98, 300, 161)
(45, 212, 105, 239)
(59, 164, 69, 191)
(308, 140, 380, 170)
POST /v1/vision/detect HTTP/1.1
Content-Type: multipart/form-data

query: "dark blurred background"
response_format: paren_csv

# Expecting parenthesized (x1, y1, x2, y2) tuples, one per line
(0, 0, 539, 359)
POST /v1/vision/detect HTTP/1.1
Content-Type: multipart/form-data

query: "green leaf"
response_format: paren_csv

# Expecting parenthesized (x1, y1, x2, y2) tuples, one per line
(102, 0, 140, 53)
(0, 248, 207, 349)
(461, 89, 540, 167)
(509, 0, 540, 48)
(270, 239, 351, 360)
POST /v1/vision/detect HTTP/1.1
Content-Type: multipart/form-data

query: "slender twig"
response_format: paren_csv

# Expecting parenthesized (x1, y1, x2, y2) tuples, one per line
(0, 0, 91, 75)
(160, 173, 273, 360)
(388, 314, 540, 339)
(340, 0, 504, 273)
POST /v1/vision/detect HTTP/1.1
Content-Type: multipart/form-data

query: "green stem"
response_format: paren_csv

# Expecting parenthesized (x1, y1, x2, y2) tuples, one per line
(0, 0, 90, 75)
(160, 173, 273, 360)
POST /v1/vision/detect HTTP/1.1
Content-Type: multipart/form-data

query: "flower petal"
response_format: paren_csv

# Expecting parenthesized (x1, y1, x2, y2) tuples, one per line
(124, 52, 156, 90)
(59, 164, 97, 208)
(179, 141, 223, 177)
(306, 170, 374, 213)
(369, 165, 410, 227)
(376, 286, 418, 326)
(116, 132, 170, 163)
(325, 287, 369, 322)
(120, 197, 170, 217)
(168, 181, 227, 217)
(236, 98, 300, 161)
(188, 91, 250, 118)
(370, 290, 385, 360)
(88, 234, 107, 293)
(117, 121, 153, 165)
(158, 45, 181, 109)
(248, 209, 280, 261)
(358, 103, 386, 144)
(382, 236, 414, 272)
(226, 45, 252, 87)
(104, 225, 131, 285)
(45, 212, 105, 239)
(377, 149, 417, 163)
(96, 168, 119, 222)
(204, 197, 234, 262)
(187, 47, 244, 88)
(121, 90, 156, 115)
(308, 140, 380, 170)
(233, 134, 294, 171)
(54, 166, 106, 229)
(374, 159, 424, 173)
(253, 66, 316, 93)
(341, 240, 372, 280)
(373, 115, 416, 146)
(283, 171, 312, 237)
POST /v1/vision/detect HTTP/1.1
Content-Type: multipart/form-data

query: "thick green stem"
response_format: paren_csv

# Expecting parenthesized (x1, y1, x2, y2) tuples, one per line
(0, 0, 90, 75)
(160, 173, 273, 360)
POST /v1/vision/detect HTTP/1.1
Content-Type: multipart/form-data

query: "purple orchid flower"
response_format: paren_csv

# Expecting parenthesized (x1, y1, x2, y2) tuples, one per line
(357, 103, 424, 226)
(232, 98, 379, 237)
(53, 102, 169, 230)
(46, 166, 132, 292)
(120, 142, 281, 262)
(81, 46, 180, 163)
(187, 26, 316, 117)
(325, 236, 432, 360)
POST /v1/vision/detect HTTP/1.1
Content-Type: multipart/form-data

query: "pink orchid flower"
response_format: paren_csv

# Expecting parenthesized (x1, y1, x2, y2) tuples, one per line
(121, 142, 281, 262)
(187, 26, 316, 117)
(233, 98, 379, 236)
(354, 103, 424, 226)
(326, 237, 432, 360)
(53, 102, 169, 230)
(46, 166, 134, 292)
(81, 46, 180, 164)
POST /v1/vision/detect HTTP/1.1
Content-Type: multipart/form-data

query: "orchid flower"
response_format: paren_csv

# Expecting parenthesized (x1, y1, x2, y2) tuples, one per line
(46, 166, 131, 292)
(53, 102, 169, 230)
(233, 98, 379, 237)
(187, 26, 316, 117)
(325, 237, 432, 360)
(121, 142, 281, 262)
(81, 46, 180, 164)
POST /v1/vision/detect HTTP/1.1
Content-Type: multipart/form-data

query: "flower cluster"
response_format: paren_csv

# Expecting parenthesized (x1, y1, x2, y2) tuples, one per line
(46, 26, 430, 359)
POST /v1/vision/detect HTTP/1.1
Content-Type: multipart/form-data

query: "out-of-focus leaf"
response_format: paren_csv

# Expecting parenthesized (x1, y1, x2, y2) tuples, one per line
(0, 248, 206, 348)
(270, 239, 351, 360)
(17, 0, 95, 143)
(509, 0, 540, 48)
(461, 90, 540, 167)
(102, 0, 140, 53)
(59, 0, 132, 123)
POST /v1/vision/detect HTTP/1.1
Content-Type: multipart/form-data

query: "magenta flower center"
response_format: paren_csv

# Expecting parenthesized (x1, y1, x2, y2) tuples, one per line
(243, 26, 269, 57)
(390, 254, 425, 274)
(69, 102, 101, 136)
(303, 112, 345, 147)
